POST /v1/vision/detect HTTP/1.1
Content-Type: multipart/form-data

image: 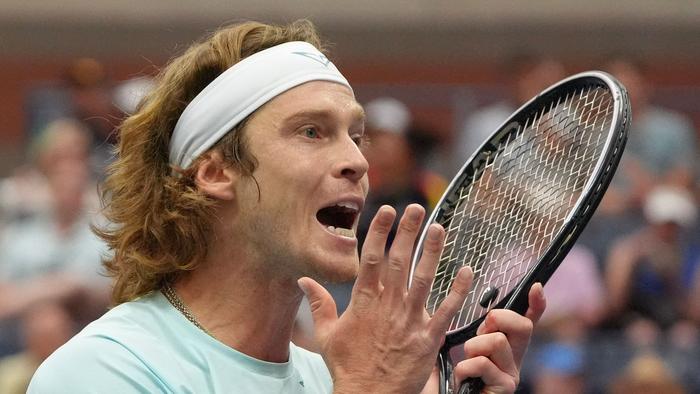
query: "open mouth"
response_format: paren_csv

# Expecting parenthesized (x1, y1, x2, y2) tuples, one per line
(316, 202, 360, 238)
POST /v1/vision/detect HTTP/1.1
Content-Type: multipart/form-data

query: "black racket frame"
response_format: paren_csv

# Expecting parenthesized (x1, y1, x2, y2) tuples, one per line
(409, 71, 630, 394)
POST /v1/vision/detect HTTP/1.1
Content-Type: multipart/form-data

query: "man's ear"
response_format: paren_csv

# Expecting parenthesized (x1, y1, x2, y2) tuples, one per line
(194, 150, 237, 201)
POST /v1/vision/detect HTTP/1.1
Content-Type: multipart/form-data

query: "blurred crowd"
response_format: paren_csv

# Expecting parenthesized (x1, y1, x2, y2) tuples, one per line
(1, 54, 699, 393)
(0, 59, 148, 393)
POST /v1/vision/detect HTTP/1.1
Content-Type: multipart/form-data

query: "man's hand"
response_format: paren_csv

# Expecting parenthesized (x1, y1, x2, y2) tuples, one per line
(453, 284, 546, 393)
(418, 284, 546, 394)
(300, 203, 547, 394)
(299, 204, 473, 394)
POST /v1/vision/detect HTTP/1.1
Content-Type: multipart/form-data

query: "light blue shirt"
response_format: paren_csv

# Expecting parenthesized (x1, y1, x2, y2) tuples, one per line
(28, 291, 333, 393)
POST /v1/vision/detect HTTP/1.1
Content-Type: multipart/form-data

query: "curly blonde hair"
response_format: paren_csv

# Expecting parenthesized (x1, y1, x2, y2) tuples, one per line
(96, 20, 325, 304)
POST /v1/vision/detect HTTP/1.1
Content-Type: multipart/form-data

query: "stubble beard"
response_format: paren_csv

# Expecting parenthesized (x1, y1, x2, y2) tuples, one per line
(243, 213, 359, 284)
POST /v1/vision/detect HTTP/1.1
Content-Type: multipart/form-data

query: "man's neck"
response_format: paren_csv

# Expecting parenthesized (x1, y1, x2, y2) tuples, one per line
(173, 246, 305, 363)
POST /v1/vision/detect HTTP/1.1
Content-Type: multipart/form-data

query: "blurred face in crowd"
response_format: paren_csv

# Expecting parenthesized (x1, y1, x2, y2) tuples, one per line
(23, 303, 75, 362)
(365, 129, 414, 193)
(514, 59, 566, 103)
(47, 159, 90, 216)
(651, 221, 682, 243)
(225, 81, 369, 282)
(37, 120, 91, 173)
(38, 120, 92, 217)
(605, 60, 649, 113)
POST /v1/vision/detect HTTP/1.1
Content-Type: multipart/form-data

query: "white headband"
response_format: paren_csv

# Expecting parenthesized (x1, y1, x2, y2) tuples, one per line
(169, 41, 352, 168)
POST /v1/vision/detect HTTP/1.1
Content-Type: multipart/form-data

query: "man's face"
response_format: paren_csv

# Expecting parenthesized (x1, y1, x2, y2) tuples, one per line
(230, 81, 369, 283)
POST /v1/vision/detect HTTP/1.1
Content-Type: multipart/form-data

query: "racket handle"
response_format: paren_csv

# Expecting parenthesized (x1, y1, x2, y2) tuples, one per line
(458, 377, 485, 394)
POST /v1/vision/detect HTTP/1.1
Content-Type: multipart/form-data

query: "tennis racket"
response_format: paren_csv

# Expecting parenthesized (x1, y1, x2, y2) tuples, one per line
(409, 71, 630, 394)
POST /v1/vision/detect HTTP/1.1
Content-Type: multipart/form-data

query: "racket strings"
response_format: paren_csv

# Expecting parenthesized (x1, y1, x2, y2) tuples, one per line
(428, 86, 615, 330)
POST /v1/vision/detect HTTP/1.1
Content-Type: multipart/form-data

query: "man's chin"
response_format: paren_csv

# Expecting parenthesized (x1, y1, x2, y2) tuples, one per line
(311, 256, 359, 284)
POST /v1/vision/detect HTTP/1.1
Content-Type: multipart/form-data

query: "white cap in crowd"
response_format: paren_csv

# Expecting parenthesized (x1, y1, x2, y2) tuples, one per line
(643, 186, 698, 227)
(364, 97, 412, 134)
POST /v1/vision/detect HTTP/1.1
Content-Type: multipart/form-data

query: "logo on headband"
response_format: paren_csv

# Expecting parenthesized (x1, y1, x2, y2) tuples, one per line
(292, 52, 331, 67)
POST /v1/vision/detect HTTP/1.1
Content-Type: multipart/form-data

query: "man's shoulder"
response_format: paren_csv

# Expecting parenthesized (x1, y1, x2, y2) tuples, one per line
(28, 330, 170, 393)
(36, 328, 151, 369)
(76, 293, 165, 340)
(29, 293, 181, 393)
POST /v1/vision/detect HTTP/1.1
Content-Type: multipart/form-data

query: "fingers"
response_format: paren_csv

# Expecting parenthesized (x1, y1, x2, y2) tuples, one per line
(407, 223, 445, 311)
(453, 282, 545, 392)
(475, 308, 537, 368)
(475, 310, 532, 367)
(524, 282, 546, 324)
(453, 356, 518, 394)
(463, 332, 517, 379)
(298, 277, 338, 341)
(455, 328, 521, 394)
(384, 204, 425, 302)
(428, 267, 473, 337)
(354, 206, 396, 298)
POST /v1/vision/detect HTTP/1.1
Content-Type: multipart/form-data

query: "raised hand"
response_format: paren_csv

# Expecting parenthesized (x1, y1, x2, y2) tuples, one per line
(299, 204, 473, 394)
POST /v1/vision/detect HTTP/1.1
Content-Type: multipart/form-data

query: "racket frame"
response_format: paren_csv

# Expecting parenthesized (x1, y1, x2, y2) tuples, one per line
(408, 71, 630, 392)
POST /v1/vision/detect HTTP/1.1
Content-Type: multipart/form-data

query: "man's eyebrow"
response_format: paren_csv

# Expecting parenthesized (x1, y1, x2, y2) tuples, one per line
(355, 107, 366, 122)
(282, 107, 366, 125)
(283, 110, 332, 124)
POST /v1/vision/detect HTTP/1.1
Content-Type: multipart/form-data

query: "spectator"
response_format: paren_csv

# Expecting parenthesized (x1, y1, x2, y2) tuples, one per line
(604, 58, 698, 205)
(0, 119, 95, 226)
(112, 76, 155, 116)
(25, 58, 124, 179)
(0, 119, 109, 356)
(578, 58, 699, 267)
(359, 96, 444, 250)
(524, 246, 605, 393)
(529, 342, 585, 394)
(608, 352, 686, 394)
(454, 55, 565, 171)
(0, 302, 75, 394)
(538, 244, 606, 342)
(405, 123, 451, 208)
(604, 186, 698, 345)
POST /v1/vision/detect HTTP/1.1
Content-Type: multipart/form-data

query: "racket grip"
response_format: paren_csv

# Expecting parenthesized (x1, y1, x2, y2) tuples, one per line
(458, 377, 485, 394)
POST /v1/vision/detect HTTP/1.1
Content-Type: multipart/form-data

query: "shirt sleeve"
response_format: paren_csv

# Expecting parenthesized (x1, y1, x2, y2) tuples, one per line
(27, 335, 172, 394)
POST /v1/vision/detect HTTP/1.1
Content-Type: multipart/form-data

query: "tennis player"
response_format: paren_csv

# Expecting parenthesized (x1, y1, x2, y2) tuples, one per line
(28, 20, 545, 393)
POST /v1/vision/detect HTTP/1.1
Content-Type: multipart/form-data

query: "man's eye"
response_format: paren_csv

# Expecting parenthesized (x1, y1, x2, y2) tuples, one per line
(352, 134, 369, 147)
(303, 127, 319, 139)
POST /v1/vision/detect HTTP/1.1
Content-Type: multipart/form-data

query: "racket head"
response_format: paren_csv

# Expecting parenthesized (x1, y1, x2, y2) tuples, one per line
(410, 71, 630, 346)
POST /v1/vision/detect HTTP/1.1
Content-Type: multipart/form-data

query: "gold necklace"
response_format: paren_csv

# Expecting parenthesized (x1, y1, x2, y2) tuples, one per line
(161, 283, 215, 338)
